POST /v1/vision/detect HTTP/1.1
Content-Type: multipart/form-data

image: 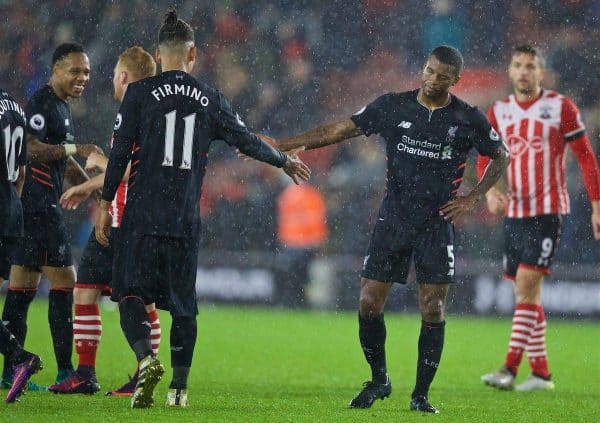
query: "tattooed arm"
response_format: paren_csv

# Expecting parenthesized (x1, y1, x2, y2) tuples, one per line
(277, 119, 364, 152)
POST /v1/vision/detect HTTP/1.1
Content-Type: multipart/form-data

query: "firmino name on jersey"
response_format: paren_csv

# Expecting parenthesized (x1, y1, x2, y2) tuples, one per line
(151, 84, 209, 106)
(0, 99, 25, 120)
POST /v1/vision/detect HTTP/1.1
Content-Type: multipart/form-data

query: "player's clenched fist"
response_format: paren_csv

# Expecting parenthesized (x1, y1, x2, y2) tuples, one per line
(94, 200, 112, 247)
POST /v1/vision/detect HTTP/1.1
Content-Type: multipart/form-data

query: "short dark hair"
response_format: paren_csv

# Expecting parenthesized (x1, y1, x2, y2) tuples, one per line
(513, 44, 546, 68)
(158, 9, 194, 45)
(430, 45, 464, 75)
(52, 42, 85, 66)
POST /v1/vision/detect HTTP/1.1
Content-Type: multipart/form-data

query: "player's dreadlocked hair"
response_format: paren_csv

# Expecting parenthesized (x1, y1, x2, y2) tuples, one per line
(158, 9, 194, 45)
(513, 44, 546, 68)
(52, 43, 85, 66)
(430, 45, 463, 75)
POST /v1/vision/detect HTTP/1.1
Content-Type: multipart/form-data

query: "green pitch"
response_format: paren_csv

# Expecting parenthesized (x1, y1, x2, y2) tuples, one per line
(0, 300, 598, 422)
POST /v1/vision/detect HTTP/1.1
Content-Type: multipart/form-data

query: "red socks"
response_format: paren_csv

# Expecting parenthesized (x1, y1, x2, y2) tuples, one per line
(526, 305, 550, 379)
(148, 309, 161, 356)
(74, 304, 101, 368)
(504, 303, 538, 376)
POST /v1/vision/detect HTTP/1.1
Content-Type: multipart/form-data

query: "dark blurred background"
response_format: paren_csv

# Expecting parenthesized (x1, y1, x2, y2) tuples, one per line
(1, 0, 598, 291)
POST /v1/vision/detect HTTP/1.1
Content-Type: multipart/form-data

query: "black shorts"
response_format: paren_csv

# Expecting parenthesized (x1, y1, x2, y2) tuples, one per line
(0, 236, 18, 280)
(76, 229, 118, 294)
(503, 214, 562, 279)
(361, 216, 455, 284)
(111, 230, 199, 317)
(12, 210, 73, 268)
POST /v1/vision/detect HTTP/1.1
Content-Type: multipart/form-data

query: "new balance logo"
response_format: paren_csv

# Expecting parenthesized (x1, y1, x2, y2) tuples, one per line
(398, 121, 412, 129)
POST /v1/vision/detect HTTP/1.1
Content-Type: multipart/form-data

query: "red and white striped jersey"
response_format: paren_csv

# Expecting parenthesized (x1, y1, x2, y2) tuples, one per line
(108, 136, 128, 228)
(486, 90, 586, 218)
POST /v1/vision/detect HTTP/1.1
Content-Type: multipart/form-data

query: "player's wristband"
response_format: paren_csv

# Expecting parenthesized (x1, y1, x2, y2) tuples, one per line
(64, 144, 77, 156)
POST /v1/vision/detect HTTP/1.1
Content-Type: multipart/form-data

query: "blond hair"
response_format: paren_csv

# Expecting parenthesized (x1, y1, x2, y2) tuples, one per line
(118, 46, 156, 80)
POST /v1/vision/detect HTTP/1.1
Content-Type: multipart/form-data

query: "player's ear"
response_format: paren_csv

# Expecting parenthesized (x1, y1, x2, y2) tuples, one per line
(452, 74, 460, 86)
(119, 70, 128, 85)
(155, 48, 162, 64)
(188, 46, 197, 63)
(51, 61, 62, 76)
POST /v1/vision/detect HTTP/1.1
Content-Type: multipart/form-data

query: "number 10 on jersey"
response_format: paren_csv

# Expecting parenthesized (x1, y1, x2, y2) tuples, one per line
(162, 110, 196, 170)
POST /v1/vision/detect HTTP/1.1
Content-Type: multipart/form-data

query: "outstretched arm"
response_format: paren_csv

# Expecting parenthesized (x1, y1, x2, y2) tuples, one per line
(278, 119, 363, 152)
(27, 134, 103, 163)
(64, 156, 90, 186)
(60, 158, 132, 211)
(440, 143, 510, 222)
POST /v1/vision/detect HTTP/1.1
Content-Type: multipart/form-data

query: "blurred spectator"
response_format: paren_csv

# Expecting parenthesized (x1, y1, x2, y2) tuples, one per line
(423, 0, 469, 55)
(277, 182, 328, 306)
(0, 0, 597, 265)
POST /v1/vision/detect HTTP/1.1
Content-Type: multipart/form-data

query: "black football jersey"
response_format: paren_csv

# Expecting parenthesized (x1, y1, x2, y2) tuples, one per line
(102, 70, 286, 237)
(20, 85, 75, 213)
(0, 89, 27, 237)
(351, 90, 503, 223)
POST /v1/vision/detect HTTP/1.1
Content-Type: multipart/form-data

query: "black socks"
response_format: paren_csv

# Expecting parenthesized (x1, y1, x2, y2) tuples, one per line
(358, 313, 388, 384)
(48, 289, 74, 371)
(119, 297, 152, 361)
(169, 316, 197, 389)
(412, 320, 445, 399)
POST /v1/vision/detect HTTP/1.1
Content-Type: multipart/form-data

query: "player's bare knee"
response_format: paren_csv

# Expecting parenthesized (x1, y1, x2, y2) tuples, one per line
(74, 287, 100, 304)
(359, 290, 385, 318)
(44, 266, 76, 289)
(8, 265, 41, 289)
(420, 298, 445, 322)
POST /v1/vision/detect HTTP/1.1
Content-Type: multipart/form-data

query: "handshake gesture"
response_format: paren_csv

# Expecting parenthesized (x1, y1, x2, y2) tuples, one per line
(253, 133, 310, 185)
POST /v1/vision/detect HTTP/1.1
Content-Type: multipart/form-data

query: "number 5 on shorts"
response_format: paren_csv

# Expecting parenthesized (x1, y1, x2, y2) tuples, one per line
(447, 245, 455, 276)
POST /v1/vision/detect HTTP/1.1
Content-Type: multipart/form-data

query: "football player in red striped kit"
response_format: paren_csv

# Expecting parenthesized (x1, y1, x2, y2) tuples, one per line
(478, 45, 600, 391)
(48, 47, 161, 396)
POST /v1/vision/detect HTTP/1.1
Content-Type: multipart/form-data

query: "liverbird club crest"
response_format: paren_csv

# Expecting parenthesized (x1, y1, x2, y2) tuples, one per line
(446, 125, 458, 143)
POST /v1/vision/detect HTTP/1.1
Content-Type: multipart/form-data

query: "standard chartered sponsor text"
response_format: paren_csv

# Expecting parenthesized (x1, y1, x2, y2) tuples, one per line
(397, 135, 443, 159)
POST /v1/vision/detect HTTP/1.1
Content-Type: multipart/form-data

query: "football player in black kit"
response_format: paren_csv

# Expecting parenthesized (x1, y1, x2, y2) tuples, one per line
(266, 46, 510, 413)
(0, 88, 44, 404)
(95, 10, 310, 408)
(1, 43, 103, 390)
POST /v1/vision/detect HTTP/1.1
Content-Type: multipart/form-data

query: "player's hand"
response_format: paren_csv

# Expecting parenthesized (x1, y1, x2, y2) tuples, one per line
(439, 193, 481, 222)
(282, 155, 311, 185)
(85, 151, 108, 172)
(60, 184, 92, 210)
(76, 144, 104, 158)
(95, 200, 112, 247)
(591, 210, 600, 240)
(485, 187, 507, 215)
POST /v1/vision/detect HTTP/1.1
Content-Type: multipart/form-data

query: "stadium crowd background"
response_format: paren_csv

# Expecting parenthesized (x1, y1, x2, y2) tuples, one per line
(1, 0, 599, 269)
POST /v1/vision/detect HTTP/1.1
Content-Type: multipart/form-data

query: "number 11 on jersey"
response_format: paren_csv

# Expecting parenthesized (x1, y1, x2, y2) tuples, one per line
(162, 110, 196, 170)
